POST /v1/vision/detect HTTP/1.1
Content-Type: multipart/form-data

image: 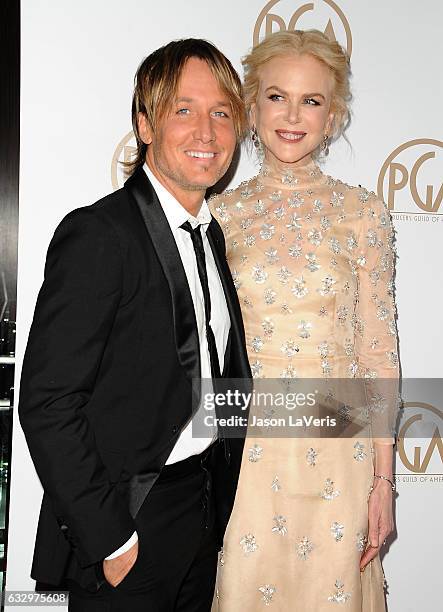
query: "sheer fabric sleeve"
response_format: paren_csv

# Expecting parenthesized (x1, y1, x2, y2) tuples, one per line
(354, 195, 400, 444)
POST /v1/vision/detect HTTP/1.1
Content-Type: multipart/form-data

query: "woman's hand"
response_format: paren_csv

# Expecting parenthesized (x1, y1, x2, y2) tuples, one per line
(360, 477, 394, 571)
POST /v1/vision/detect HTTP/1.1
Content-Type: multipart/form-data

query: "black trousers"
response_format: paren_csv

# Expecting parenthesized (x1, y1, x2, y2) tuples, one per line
(68, 447, 219, 611)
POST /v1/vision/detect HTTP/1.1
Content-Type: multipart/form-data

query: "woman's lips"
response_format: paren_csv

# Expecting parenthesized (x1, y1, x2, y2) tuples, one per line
(275, 130, 306, 142)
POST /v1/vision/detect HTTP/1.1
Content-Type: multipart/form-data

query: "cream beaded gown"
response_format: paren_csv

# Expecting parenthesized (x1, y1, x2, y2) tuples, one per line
(209, 159, 399, 611)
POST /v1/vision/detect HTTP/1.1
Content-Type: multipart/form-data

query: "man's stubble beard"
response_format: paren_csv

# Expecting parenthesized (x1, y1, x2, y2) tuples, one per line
(153, 140, 231, 192)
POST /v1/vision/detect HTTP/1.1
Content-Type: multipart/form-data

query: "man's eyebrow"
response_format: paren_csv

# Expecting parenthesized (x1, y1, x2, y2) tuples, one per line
(174, 97, 231, 107)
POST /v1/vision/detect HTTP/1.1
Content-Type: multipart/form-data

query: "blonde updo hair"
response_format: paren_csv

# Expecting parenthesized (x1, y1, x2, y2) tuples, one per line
(242, 30, 351, 140)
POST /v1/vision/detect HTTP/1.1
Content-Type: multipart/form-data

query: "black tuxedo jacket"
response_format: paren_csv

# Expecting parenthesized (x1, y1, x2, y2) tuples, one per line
(19, 167, 251, 587)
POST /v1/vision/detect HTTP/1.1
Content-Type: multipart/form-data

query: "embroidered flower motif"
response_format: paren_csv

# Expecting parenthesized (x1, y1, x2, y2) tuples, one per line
(331, 522, 344, 542)
(248, 444, 263, 462)
(264, 247, 279, 265)
(281, 303, 293, 315)
(353, 441, 367, 461)
(318, 276, 337, 296)
(387, 350, 399, 366)
(308, 228, 323, 246)
(330, 191, 344, 207)
(269, 191, 282, 202)
(337, 305, 349, 325)
(215, 202, 230, 221)
(356, 255, 366, 267)
(271, 476, 281, 492)
(276, 266, 292, 284)
(219, 548, 225, 566)
(328, 580, 351, 603)
(328, 237, 341, 254)
(240, 533, 258, 554)
(319, 306, 328, 317)
(244, 234, 256, 248)
(260, 223, 275, 241)
(359, 187, 370, 203)
(367, 229, 378, 247)
(320, 478, 340, 500)
(291, 276, 308, 299)
(346, 233, 358, 250)
(281, 364, 297, 378)
(305, 252, 321, 272)
(376, 301, 389, 321)
(273, 205, 286, 220)
(298, 320, 312, 339)
(281, 341, 300, 358)
(297, 536, 314, 560)
(356, 532, 367, 552)
(370, 337, 379, 349)
(231, 269, 241, 291)
(306, 447, 318, 466)
(252, 264, 268, 284)
(262, 317, 275, 337)
(254, 200, 266, 215)
(286, 213, 303, 231)
(318, 341, 330, 358)
(240, 217, 253, 230)
(338, 405, 351, 423)
(240, 186, 254, 199)
(258, 585, 276, 606)
(313, 198, 323, 212)
(242, 296, 253, 308)
(288, 191, 304, 207)
(282, 170, 297, 185)
(320, 215, 331, 230)
(264, 288, 277, 305)
(322, 359, 332, 376)
(272, 515, 287, 536)
(251, 360, 263, 378)
(289, 244, 303, 258)
(251, 336, 264, 353)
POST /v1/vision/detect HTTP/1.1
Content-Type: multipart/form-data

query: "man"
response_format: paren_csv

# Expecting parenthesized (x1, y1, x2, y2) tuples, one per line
(19, 39, 250, 611)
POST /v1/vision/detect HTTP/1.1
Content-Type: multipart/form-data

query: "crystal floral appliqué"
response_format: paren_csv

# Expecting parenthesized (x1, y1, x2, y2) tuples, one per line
(258, 585, 276, 606)
(328, 580, 351, 603)
(297, 536, 314, 560)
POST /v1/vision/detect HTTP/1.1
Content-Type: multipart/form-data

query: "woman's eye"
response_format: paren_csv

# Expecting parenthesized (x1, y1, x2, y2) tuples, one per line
(304, 98, 320, 106)
(269, 94, 284, 102)
(213, 111, 229, 117)
(177, 108, 190, 115)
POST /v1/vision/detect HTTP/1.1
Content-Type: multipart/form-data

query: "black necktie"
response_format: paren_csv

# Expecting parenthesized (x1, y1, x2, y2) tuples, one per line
(180, 221, 221, 380)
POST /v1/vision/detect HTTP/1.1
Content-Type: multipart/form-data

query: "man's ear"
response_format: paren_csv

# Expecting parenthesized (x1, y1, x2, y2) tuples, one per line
(137, 112, 153, 145)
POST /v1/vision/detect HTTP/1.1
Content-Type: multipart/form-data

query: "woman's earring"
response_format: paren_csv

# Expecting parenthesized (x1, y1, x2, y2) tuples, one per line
(321, 134, 330, 156)
(251, 126, 261, 149)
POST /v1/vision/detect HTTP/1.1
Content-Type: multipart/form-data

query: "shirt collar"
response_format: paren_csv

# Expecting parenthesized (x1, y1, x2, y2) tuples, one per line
(143, 163, 212, 233)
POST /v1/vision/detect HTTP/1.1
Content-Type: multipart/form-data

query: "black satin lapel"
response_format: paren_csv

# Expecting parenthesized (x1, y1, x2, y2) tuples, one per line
(125, 168, 200, 384)
(206, 221, 243, 370)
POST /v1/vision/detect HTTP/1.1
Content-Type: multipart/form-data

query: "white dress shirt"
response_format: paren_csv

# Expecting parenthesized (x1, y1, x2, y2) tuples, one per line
(105, 164, 231, 559)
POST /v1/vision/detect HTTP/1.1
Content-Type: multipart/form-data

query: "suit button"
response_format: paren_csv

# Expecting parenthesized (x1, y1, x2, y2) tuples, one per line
(172, 425, 178, 435)
(60, 524, 68, 532)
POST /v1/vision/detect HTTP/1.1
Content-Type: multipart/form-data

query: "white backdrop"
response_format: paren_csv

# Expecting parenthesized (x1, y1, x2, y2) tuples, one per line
(7, 1, 442, 610)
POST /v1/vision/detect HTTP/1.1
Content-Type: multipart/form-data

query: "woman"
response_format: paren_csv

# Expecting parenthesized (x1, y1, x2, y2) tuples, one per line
(210, 30, 399, 611)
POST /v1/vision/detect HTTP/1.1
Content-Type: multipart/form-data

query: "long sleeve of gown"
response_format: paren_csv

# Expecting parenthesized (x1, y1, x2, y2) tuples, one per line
(354, 195, 400, 444)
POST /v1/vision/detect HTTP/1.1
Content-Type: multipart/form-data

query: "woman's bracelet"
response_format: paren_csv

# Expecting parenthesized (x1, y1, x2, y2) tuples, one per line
(372, 474, 396, 491)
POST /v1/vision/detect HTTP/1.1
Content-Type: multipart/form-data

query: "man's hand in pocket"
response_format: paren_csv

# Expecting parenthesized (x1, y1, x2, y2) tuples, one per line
(103, 541, 139, 587)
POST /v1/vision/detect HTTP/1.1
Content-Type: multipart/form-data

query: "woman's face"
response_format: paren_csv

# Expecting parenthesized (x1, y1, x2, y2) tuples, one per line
(251, 53, 335, 168)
